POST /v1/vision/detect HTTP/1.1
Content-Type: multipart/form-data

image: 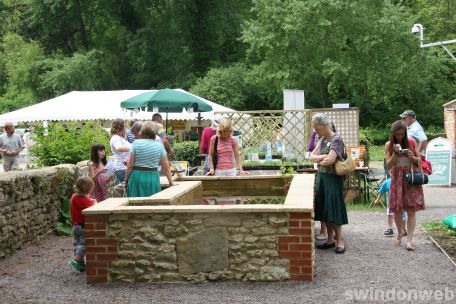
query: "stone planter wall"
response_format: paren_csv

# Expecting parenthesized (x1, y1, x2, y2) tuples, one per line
(84, 174, 315, 283)
(85, 211, 313, 283)
(0, 164, 78, 258)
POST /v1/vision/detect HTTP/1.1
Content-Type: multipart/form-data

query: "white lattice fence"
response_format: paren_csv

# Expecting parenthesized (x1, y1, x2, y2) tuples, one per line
(216, 108, 359, 161)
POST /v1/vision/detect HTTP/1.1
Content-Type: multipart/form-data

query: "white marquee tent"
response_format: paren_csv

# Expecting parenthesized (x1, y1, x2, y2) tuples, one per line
(0, 89, 235, 125)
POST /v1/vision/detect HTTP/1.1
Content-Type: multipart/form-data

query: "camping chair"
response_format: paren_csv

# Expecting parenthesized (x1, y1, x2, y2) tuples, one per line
(170, 161, 190, 177)
(366, 167, 387, 208)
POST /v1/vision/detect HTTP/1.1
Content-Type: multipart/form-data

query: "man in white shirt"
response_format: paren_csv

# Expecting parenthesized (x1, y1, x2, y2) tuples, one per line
(399, 110, 427, 154)
(0, 122, 24, 171)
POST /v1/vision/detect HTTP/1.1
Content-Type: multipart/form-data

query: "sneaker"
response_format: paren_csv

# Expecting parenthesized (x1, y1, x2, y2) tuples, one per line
(384, 228, 394, 236)
(69, 259, 84, 273)
(402, 229, 407, 237)
(79, 261, 86, 272)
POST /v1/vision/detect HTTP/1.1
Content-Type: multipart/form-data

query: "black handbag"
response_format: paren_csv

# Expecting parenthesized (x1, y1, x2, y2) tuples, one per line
(404, 172, 429, 185)
(404, 156, 428, 185)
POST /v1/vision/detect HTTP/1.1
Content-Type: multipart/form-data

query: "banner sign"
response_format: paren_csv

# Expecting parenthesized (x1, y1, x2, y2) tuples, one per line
(426, 137, 453, 186)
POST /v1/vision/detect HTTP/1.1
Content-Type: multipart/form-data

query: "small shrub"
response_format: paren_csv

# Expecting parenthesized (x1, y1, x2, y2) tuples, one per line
(360, 127, 389, 146)
(426, 125, 446, 141)
(52, 168, 76, 236)
(172, 141, 199, 166)
(30, 121, 110, 166)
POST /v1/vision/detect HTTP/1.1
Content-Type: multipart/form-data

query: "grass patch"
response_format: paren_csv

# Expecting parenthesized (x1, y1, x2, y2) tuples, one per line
(346, 203, 385, 211)
(368, 145, 385, 161)
(421, 221, 456, 264)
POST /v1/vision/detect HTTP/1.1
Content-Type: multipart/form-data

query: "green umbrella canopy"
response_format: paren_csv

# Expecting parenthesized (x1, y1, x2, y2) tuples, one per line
(120, 88, 213, 112)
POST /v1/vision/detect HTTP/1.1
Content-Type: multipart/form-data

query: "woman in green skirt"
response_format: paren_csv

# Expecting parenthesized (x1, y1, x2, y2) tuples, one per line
(125, 121, 175, 197)
(310, 113, 348, 254)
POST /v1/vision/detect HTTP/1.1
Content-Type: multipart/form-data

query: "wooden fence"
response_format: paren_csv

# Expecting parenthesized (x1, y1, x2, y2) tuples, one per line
(216, 108, 359, 161)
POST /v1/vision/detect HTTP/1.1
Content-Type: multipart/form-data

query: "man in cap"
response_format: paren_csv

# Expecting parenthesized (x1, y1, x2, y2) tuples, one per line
(200, 115, 222, 174)
(399, 110, 427, 154)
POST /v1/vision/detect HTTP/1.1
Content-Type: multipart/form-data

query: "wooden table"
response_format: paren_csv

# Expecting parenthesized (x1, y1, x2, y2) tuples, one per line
(347, 167, 369, 203)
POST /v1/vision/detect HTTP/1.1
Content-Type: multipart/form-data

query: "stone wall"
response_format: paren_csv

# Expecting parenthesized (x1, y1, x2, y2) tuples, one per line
(85, 210, 314, 283)
(0, 165, 78, 258)
(83, 174, 315, 283)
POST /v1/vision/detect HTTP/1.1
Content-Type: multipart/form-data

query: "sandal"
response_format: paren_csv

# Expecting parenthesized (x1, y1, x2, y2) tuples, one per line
(402, 229, 407, 237)
(406, 243, 415, 251)
(384, 228, 394, 236)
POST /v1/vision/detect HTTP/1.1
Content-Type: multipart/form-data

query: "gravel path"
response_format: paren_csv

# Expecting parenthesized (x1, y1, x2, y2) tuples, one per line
(1, 186, 455, 304)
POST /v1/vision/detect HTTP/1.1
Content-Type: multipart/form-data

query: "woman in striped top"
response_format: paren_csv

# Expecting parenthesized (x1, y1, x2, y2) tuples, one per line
(125, 121, 175, 197)
(206, 119, 249, 176)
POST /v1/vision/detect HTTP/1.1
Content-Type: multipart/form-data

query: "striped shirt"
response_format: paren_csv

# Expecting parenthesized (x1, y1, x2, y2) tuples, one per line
(130, 139, 166, 168)
(210, 135, 238, 170)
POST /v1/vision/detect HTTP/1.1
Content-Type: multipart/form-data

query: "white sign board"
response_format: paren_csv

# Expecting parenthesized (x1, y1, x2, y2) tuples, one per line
(283, 89, 305, 110)
(332, 103, 350, 109)
(426, 137, 453, 186)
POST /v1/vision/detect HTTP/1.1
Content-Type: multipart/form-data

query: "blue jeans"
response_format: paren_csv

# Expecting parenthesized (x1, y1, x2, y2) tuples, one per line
(73, 225, 85, 258)
(203, 154, 210, 174)
(114, 169, 126, 186)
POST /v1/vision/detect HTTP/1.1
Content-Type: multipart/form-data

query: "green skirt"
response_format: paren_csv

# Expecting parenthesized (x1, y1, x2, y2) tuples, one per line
(314, 172, 348, 225)
(127, 170, 161, 197)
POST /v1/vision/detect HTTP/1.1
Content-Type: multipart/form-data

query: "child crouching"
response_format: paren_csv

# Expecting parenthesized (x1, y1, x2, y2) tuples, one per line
(69, 176, 96, 272)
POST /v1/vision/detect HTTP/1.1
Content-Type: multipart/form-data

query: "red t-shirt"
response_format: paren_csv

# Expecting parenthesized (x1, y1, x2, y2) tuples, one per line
(200, 127, 215, 154)
(70, 193, 95, 226)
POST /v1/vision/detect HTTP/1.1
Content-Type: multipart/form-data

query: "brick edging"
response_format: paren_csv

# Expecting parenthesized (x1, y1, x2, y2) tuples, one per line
(85, 215, 118, 283)
(278, 212, 314, 281)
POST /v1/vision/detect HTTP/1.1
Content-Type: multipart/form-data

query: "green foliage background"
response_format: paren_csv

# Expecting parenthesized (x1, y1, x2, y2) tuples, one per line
(30, 122, 110, 166)
(0, 0, 455, 128)
(172, 141, 200, 167)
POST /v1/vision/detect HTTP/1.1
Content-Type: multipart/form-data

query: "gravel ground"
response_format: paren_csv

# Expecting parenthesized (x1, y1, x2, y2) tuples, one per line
(1, 186, 455, 304)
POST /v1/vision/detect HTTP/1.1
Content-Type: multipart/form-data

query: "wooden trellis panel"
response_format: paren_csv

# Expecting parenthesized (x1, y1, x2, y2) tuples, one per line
(309, 108, 359, 148)
(216, 108, 359, 161)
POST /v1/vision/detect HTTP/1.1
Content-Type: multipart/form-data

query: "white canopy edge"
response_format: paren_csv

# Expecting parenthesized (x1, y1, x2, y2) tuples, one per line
(0, 89, 236, 125)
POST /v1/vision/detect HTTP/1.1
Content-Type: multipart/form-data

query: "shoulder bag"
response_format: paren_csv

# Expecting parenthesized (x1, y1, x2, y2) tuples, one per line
(334, 138, 355, 176)
(405, 154, 429, 185)
(212, 136, 218, 170)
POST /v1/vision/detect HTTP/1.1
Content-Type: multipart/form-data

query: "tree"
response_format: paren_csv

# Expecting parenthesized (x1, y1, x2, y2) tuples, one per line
(241, 0, 454, 126)
(0, 32, 45, 113)
(190, 63, 272, 110)
(39, 50, 107, 97)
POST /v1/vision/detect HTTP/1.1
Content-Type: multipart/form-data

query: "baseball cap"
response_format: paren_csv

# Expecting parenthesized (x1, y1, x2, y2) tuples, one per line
(399, 110, 416, 118)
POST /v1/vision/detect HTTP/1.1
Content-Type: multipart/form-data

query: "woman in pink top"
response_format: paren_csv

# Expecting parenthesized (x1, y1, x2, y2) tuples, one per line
(206, 119, 249, 176)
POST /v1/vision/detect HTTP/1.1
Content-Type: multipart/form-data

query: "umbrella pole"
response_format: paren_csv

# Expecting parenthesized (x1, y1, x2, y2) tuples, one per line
(165, 112, 168, 132)
(197, 112, 201, 127)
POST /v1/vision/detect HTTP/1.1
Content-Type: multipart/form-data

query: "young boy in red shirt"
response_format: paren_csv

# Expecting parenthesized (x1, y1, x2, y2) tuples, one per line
(69, 176, 96, 272)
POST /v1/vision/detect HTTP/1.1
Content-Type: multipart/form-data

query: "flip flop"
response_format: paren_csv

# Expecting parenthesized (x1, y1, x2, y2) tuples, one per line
(394, 236, 402, 246)
(406, 244, 415, 251)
